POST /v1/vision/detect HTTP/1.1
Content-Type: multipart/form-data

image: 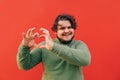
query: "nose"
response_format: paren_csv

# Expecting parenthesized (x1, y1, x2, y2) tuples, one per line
(64, 28, 69, 32)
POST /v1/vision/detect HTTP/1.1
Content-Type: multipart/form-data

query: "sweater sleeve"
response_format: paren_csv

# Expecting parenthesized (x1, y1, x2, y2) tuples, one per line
(51, 41, 91, 66)
(16, 45, 42, 70)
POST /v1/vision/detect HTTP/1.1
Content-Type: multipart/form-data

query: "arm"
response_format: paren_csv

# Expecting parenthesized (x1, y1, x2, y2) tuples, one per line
(16, 27, 42, 70)
(34, 28, 91, 66)
(51, 41, 91, 66)
(17, 45, 42, 70)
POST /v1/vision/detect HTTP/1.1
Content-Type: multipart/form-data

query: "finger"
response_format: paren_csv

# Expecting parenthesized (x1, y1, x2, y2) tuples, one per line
(38, 34, 46, 38)
(26, 28, 31, 38)
(22, 32, 26, 38)
(26, 27, 36, 37)
(30, 27, 36, 36)
(40, 28, 49, 35)
(38, 45, 46, 49)
(32, 32, 39, 38)
(33, 43, 39, 48)
(40, 27, 47, 31)
(40, 28, 48, 33)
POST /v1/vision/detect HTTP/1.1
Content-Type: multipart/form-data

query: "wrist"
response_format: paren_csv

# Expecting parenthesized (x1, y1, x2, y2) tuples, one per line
(48, 41, 54, 50)
(21, 39, 30, 47)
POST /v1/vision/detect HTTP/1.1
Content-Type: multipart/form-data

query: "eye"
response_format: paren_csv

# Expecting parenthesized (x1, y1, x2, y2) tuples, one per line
(59, 27, 65, 30)
(68, 26, 72, 29)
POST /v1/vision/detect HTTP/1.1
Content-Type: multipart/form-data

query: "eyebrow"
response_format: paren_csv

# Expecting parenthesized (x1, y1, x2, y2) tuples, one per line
(57, 24, 71, 27)
(57, 24, 63, 27)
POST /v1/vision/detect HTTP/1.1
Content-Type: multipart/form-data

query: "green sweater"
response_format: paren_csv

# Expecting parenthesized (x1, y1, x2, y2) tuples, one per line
(17, 38, 91, 80)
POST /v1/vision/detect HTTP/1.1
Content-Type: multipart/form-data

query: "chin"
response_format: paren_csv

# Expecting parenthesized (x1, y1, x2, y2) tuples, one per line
(63, 39, 71, 41)
(57, 36, 74, 44)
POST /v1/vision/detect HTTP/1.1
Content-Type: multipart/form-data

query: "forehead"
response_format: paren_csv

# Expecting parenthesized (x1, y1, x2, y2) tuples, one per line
(58, 20, 71, 26)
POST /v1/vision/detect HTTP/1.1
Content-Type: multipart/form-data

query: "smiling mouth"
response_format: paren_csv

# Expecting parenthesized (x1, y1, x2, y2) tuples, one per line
(62, 32, 72, 36)
(63, 35, 70, 36)
(57, 34, 74, 44)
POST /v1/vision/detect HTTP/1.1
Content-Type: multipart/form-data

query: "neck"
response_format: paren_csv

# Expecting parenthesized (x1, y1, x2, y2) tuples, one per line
(56, 36, 74, 44)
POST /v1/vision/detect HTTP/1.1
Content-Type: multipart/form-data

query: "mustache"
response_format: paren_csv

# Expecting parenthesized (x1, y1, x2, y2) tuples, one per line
(62, 32, 72, 36)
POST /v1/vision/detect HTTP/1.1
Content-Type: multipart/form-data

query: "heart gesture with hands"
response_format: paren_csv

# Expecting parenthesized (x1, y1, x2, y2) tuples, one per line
(21, 27, 54, 50)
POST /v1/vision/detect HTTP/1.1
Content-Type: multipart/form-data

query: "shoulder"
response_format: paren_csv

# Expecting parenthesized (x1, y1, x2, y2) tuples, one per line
(73, 40, 86, 45)
(73, 40, 88, 47)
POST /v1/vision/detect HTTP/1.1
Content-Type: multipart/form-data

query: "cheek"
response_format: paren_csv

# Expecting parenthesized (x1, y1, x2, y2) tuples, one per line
(55, 32, 61, 37)
(56, 31, 63, 35)
(71, 29, 74, 33)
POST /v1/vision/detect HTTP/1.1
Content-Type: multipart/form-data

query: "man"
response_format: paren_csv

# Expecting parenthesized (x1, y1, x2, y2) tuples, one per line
(17, 14, 91, 80)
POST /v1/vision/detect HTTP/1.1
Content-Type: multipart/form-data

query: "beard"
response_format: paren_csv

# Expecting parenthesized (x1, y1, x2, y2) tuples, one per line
(56, 35, 74, 44)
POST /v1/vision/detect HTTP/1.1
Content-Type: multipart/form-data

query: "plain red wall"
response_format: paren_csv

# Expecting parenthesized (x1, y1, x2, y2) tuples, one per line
(0, 0, 120, 80)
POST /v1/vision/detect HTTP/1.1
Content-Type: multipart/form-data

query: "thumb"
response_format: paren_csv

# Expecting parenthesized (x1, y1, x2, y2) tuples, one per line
(39, 45, 46, 48)
(33, 43, 39, 48)
(33, 43, 46, 49)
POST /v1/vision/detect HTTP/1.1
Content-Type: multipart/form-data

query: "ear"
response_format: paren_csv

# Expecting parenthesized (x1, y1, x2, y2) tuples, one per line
(54, 31, 57, 34)
(54, 30, 57, 34)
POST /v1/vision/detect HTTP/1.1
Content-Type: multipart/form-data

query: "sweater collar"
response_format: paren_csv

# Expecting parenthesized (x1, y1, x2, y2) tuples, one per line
(54, 38, 74, 45)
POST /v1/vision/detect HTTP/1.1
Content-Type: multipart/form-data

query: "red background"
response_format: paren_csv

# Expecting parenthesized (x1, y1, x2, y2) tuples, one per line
(0, 0, 120, 80)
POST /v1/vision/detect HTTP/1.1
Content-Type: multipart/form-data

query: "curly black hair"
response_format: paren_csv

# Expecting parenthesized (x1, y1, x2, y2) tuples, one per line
(51, 14, 77, 32)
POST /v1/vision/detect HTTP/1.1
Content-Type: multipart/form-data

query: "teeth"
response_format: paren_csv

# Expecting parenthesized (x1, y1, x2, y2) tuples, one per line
(63, 34, 69, 36)
(63, 33, 71, 36)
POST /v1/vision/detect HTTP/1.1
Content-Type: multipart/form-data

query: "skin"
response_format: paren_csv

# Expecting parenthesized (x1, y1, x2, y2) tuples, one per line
(21, 20, 74, 50)
(56, 20, 74, 43)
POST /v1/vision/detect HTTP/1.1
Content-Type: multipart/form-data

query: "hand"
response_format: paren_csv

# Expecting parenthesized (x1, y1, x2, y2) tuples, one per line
(38, 28, 54, 50)
(21, 27, 39, 47)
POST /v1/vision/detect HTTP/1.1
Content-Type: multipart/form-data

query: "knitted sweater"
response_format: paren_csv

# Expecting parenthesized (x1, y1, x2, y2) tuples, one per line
(17, 38, 91, 80)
